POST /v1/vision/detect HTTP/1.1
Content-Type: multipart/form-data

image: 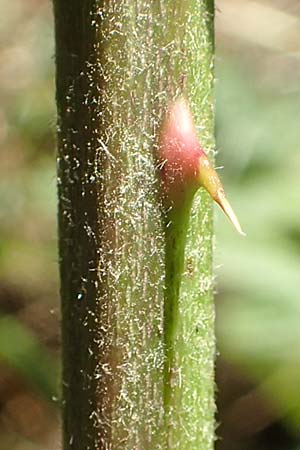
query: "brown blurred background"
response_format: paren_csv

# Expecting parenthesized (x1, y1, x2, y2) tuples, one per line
(0, 1, 300, 449)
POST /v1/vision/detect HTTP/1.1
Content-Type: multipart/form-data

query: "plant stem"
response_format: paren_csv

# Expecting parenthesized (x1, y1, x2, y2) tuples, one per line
(163, 202, 191, 412)
(163, 193, 215, 450)
(53, 0, 215, 449)
(162, 1, 215, 448)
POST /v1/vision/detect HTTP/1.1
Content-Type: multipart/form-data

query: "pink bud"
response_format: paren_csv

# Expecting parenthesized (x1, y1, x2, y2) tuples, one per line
(158, 98, 245, 235)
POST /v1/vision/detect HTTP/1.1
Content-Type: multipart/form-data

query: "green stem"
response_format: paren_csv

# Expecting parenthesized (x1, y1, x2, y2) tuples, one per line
(54, 0, 214, 449)
(162, 0, 215, 446)
(164, 201, 191, 413)
(163, 192, 215, 450)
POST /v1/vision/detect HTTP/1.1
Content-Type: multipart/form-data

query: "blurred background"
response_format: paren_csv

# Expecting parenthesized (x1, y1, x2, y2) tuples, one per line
(0, 0, 299, 449)
(215, 1, 300, 450)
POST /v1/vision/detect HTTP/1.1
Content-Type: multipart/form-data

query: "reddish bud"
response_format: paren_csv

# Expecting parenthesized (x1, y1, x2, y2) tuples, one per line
(158, 98, 245, 235)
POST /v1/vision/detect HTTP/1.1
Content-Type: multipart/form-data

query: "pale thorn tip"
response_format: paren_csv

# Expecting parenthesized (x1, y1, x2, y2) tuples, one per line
(216, 191, 246, 236)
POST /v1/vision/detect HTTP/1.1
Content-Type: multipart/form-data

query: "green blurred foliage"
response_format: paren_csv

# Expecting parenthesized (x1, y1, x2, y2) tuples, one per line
(0, 0, 59, 448)
(0, 317, 58, 400)
(215, 59, 300, 434)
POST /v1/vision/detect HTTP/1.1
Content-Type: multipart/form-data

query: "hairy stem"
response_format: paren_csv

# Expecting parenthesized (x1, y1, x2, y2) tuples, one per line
(53, 0, 215, 449)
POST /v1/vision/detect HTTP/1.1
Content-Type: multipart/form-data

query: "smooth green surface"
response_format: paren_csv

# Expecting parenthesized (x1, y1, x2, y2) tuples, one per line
(164, 203, 191, 415)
